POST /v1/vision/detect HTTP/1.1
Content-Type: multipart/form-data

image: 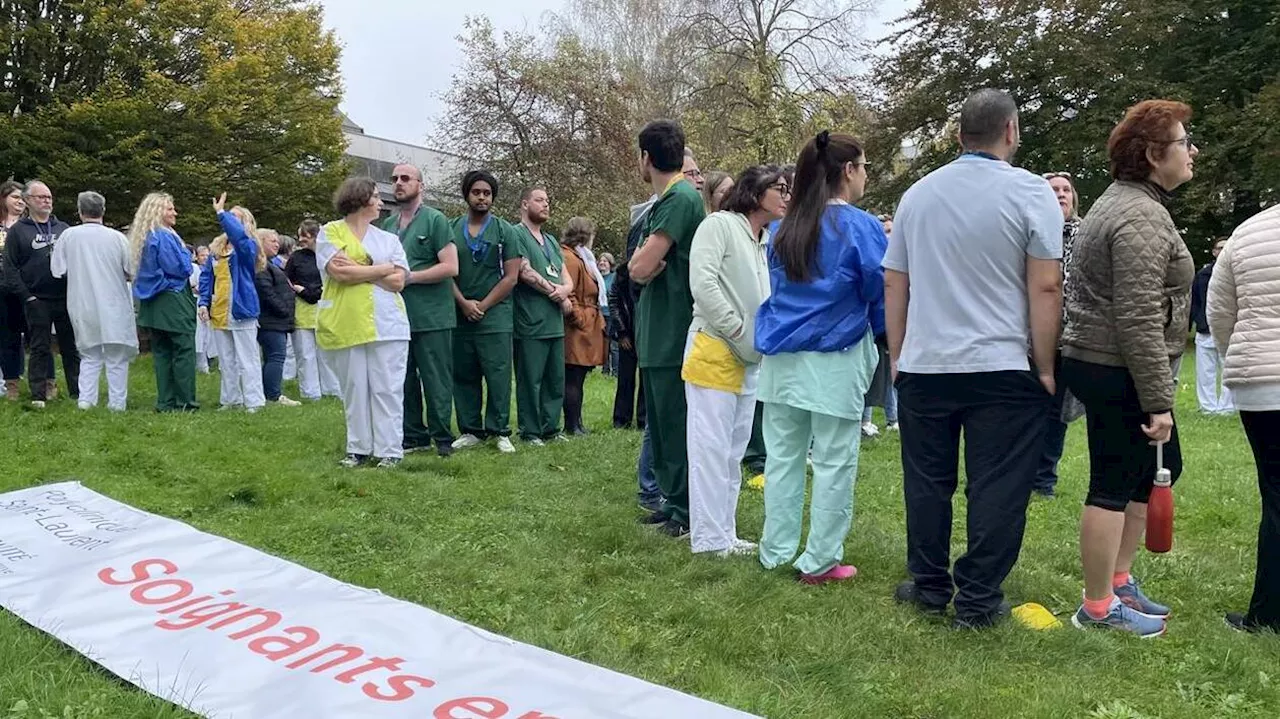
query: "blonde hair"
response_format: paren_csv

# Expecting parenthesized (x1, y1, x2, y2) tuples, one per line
(127, 192, 175, 271)
(210, 205, 266, 272)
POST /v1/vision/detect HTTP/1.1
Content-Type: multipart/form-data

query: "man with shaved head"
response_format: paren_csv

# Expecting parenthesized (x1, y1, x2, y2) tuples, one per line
(380, 163, 460, 457)
(4, 180, 75, 407)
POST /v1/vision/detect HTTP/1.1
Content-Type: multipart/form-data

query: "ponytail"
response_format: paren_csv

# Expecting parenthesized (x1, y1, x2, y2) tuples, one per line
(773, 131, 865, 282)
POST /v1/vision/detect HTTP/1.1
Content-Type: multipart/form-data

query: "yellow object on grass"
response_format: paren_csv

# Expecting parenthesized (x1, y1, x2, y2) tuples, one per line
(746, 474, 765, 491)
(1012, 603, 1062, 630)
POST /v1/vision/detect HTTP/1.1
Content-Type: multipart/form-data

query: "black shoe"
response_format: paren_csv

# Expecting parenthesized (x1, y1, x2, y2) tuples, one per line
(894, 580, 948, 616)
(639, 510, 670, 525)
(571, 426, 590, 436)
(953, 602, 1012, 630)
(613, 422, 629, 430)
(1032, 487, 1056, 498)
(340, 454, 370, 468)
(437, 441, 454, 458)
(403, 441, 432, 455)
(1224, 612, 1270, 633)
(658, 519, 690, 539)
(638, 498, 664, 513)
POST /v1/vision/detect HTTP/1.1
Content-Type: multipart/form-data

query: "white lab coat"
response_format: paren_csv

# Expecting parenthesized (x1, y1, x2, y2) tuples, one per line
(50, 223, 139, 355)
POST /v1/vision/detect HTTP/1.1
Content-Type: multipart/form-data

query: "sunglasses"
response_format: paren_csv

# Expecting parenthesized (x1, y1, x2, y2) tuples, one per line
(390, 174, 417, 183)
(1042, 172, 1073, 180)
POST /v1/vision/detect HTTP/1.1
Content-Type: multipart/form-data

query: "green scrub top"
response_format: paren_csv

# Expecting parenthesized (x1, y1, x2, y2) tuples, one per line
(512, 224, 565, 340)
(451, 214, 523, 335)
(382, 205, 457, 333)
(636, 179, 705, 368)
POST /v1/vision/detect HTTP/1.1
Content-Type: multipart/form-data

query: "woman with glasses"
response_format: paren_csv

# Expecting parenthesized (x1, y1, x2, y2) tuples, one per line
(1062, 100, 1197, 636)
(755, 133, 886, 583)
(1034, 170, 1085, 497)
(316, 177, 411, 468)
(684, 166, 787, 556)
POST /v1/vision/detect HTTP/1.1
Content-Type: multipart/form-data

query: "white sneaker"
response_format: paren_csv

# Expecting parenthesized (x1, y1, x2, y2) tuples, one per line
(496, 436, 516, 454)
(887, 422, 899, 432)
(77, 401, 92, 411)
(452, 434, 482, 450)
(861, 421, 880, 437)
(527, 438, 546, 447)
(717, 540, 758, 558)
(30, 400, 45, 409)
(275, 396, 302, 407)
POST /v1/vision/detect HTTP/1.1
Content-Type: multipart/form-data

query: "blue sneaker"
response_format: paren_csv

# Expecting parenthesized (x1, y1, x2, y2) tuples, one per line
(1071, 599, 1166, 638)
(1115, 578, 1170, 618)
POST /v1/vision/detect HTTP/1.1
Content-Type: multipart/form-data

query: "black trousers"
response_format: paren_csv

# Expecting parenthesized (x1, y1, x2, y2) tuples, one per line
(564, 364, 591, 432)
(898, 371, 1050, 620)
(25, 298, 79, 401)
(1242, 410, 1280, 629)
(611, 343, 645, 429)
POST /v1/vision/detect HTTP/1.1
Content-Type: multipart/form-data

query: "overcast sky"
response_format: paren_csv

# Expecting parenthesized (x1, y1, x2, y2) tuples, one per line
(317, 0, 914, 146)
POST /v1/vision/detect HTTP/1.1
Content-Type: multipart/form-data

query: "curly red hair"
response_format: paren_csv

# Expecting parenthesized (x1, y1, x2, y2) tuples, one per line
(1108, 100, 1193, 182)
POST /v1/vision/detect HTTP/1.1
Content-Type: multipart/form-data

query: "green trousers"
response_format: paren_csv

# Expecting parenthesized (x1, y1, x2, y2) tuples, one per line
(453, 332, 512, 438)
(642, 366, 689, 524)
(151, 329, 198, 412)
(404, 329, 454, 448)
(759, 404, 862, 575)
(515, 337, 565, 441)
(743, 401, 767, 474)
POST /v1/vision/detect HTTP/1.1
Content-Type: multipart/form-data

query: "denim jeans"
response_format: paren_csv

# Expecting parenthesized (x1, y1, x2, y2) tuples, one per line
(637, 423, 660, 503)
(257, 329, 288, 401)
(863, 383, 898, 424)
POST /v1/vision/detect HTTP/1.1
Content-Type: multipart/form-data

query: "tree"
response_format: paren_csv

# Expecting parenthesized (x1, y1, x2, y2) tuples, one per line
(0, 0, 348, 238)
(433, 16, 640, 254)
(679, 0, 874, 169)
(869, 0, 1280, 257)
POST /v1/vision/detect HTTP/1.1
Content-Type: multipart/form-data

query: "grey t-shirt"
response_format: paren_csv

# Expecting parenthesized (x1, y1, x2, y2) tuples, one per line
(883, 154, 1063, 374)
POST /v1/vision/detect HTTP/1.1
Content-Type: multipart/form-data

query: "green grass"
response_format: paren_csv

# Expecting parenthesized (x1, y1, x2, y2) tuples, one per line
(0, 358, 1276, 719)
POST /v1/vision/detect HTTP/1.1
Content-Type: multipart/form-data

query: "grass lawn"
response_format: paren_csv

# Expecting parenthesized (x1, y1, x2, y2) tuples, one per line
(0, 357, 1276, 719)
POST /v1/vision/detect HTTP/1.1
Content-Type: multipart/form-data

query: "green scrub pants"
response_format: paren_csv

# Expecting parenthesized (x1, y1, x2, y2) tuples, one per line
(759, 404, 863, 576)
(453, 332, 512, 438)
(404, 329, 454, 449)
(515, 337, 565, 440)
(151, 329, 198, 412)
(642, 366, 689, 525)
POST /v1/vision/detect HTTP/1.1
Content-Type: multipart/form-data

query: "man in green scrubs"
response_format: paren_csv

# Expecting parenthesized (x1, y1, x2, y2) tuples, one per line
(512, 187, 569, 445)
(381, 163, 459, 457)
(451, 170, 523, 454)
(628, 120, 707, 538)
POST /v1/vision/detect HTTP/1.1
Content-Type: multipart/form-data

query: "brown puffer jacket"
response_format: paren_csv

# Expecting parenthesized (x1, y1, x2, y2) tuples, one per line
(1062, 181, 1194, 413)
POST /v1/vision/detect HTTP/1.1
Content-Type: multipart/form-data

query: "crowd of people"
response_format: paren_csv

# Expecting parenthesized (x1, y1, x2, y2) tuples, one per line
(0, 87, 1277, 640)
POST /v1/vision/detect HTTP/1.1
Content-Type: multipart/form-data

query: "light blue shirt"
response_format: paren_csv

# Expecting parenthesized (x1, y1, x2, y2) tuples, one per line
(883, 153, 1063, 374)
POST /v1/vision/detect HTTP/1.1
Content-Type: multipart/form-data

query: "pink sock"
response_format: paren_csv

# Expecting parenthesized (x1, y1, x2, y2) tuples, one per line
(1112, 571, 1132, 589)
(1083, 595, 1114, 620)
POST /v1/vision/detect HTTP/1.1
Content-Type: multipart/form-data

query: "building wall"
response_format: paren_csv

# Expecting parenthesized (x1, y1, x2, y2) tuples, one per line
(342, 129, 467, 212)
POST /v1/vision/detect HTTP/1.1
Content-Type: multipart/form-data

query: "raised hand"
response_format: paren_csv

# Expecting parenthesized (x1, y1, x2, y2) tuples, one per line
(213, 192, 227, 214)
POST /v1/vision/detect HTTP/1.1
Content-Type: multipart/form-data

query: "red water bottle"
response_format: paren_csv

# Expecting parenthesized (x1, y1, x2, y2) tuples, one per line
(1146, 441, 1174, 553)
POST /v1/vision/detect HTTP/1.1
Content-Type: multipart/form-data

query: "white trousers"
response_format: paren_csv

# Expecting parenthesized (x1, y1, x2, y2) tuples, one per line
(1195, 333, 1234, 413)
(215, 328, 265, 409)
(196, 319, 216, 373)
(283, 334, 297, 380)
(330, 340, 408, 459)
(293, 329, 343, 400)
(687, 368, 759, 554)
(78, 343, 133, 411)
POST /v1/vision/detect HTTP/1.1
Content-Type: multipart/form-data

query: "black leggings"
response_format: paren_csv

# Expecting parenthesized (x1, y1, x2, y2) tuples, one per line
(564, 364, 592, 432)
(1062, 358, 1182, 511)
(1242, 411, 1280, 628)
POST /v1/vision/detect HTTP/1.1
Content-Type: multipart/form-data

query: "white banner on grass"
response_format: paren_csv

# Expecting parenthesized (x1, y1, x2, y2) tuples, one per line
(0, 482, 757, 719)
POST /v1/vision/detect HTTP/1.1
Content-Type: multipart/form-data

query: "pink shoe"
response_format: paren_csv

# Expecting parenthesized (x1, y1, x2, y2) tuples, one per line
(799, 564, 858, 585)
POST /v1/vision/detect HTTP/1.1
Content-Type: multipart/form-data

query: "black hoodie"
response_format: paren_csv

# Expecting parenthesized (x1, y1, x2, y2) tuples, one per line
(4, 215, 71, 301)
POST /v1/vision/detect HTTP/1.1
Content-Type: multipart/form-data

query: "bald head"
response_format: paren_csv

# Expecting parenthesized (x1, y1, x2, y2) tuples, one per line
(391, 163, 423, 205)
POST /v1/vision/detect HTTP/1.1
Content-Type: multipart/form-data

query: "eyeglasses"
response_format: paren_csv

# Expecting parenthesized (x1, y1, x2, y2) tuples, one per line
(683, 169, 704, 179)
(769, 183, 792, 197)
(26, 194, 52, 200)
(1042, 172, 1073, 180)
(1165, 134, 1195, 149)
(390, 174, 417, 184)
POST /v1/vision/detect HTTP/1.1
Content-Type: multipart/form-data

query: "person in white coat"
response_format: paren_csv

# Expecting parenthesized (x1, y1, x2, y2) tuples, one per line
(50, 191, 138, 411)
(683, 165, 786, 556)
(316, 178, 411, 469)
